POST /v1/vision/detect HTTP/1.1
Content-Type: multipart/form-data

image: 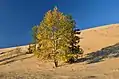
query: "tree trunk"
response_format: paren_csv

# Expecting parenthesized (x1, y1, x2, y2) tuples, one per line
(54, 58, 58, 67)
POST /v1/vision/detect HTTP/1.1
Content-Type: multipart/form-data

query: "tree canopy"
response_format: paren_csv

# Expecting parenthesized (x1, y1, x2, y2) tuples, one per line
(31, 7, 83, 67)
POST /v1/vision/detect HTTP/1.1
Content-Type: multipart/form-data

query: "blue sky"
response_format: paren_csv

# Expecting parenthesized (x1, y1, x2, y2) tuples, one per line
(0, 0, 119, 48)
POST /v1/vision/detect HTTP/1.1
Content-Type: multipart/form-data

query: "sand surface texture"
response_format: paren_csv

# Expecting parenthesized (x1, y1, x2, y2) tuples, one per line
(0, 24, 119, 79)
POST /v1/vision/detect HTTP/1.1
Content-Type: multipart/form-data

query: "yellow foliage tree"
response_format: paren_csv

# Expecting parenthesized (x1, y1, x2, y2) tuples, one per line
(32, 7, 82, 67)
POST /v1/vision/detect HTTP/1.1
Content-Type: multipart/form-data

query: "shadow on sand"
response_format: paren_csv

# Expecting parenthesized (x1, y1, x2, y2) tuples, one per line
(0, 55, 34, 65)
(75, 43, 119, 64)
(1, 43, 119, 66)
(0, 54, 34, 65)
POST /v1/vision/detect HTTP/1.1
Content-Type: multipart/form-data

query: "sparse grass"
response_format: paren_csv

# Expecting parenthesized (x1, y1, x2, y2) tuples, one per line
(0, 72, 52, 79)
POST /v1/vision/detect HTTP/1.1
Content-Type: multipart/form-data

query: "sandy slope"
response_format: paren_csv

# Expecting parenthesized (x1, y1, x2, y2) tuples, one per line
(0, 24, 119, 79)
(80, 24, 119, 54)
(0, 45, 29, 53)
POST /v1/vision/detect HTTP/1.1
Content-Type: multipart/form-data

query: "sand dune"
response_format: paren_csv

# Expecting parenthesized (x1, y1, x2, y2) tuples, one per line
(80, 24, 119, 54)
(0, 24, 119, 79)
(0, 45, 29, 52)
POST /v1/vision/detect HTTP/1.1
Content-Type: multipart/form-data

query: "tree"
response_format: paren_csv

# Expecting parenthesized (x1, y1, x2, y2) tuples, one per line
(32, 7, 83, 67)
(67, 28, 84, 63)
